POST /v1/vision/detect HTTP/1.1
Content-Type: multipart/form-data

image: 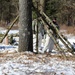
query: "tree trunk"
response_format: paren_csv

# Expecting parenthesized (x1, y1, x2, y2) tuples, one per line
(67, 15, 73, 26)
(19, 0, 33, 52)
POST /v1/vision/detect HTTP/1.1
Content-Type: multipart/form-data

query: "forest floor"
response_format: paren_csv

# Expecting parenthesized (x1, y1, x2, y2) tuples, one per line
(0, 51, 75, 75)
(0, 24, 75, 75)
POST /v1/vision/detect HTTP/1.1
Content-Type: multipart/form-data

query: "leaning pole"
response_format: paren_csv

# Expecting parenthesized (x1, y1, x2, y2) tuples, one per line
(0, 16, 19, 43)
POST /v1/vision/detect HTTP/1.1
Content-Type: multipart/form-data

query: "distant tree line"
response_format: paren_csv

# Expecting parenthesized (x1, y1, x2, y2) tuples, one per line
(0, 0, 18, 24)
(0, 0, 75, 26)
(46, 0, 75, 25)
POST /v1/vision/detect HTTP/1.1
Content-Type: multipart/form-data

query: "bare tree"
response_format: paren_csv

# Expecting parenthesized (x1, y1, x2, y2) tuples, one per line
(19, 0, 33, 52)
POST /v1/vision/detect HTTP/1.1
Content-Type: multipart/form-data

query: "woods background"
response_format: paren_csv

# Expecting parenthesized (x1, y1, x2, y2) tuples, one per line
(0, 0, 75, 26)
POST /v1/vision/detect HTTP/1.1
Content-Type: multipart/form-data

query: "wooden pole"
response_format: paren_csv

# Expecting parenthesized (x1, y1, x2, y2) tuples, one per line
(41, 19, 66, 58)
(32, 3, 74, 55)
(36, 1, 38, 53)
(0, 15, 19, 43)
(61, 34, 72, 48)
(42, 13, 73, 52)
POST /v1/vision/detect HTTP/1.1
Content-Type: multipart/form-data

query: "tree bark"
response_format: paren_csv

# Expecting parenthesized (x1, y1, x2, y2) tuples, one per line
(19, 0, 33, 52)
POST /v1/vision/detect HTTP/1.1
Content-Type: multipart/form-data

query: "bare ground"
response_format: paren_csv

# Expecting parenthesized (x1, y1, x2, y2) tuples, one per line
(60, 25, 75, 35)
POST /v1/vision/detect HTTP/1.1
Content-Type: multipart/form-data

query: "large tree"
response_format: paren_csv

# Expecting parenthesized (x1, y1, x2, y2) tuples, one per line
(19, 0, 33, 52)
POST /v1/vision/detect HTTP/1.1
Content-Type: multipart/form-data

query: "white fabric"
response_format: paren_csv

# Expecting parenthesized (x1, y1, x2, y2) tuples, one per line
(38, 33, 42, 50)
(43, 34, 54, 52)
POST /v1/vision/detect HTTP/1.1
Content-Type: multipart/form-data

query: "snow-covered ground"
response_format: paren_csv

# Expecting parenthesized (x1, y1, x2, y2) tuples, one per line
(0, 52, 75, 75)
(0, 30, 19, 35)
(0, 29, 75, 75)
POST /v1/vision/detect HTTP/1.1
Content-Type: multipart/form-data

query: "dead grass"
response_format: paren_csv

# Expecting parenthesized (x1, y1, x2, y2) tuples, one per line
(0, 23, 18, 30)
(0, 52, 75, 63)
(60, 25, 75, 35)
(0, 24, 75, 36)
(0, 23, 75, 34)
